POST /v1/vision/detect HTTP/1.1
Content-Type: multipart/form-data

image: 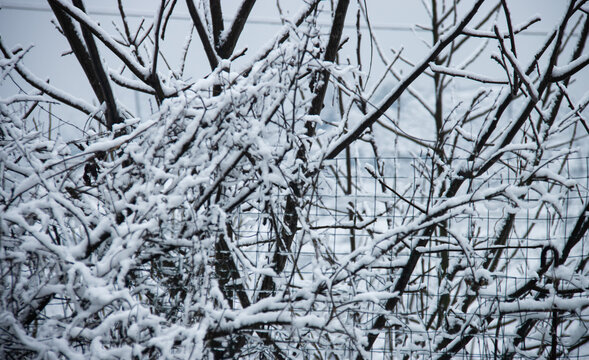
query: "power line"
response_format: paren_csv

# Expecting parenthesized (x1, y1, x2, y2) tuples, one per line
(0, 0, 551, 36)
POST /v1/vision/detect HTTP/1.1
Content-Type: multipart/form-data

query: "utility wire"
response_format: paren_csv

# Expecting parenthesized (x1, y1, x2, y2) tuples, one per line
(0, 0, 552, 36)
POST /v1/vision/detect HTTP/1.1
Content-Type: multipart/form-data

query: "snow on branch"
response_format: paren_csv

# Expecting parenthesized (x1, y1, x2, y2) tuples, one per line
(2, 0, 589, 359)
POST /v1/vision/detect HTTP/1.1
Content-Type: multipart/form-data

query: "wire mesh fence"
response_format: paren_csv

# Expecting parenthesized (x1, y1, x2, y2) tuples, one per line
(33, 154, 586, 358)
(19, 155, 588, 359)
(223, 155, 589, 359)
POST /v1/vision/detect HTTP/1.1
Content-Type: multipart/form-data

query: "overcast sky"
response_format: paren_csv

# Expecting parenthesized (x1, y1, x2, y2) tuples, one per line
(1, 0, 584, 142)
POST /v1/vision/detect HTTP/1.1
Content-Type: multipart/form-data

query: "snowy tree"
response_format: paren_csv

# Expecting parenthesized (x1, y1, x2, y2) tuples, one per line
(1, 0, 589, 359)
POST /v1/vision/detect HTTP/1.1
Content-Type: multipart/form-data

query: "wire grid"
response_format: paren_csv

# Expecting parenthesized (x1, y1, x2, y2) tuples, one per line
(228, 155, 589, 359)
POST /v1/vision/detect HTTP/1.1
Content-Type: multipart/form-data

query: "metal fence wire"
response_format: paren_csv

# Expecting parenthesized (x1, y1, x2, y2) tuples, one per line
(220, 155, 589, 359)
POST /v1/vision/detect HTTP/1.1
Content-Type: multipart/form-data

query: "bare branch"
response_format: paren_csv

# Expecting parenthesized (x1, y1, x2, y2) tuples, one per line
(325, 0, 486, 159)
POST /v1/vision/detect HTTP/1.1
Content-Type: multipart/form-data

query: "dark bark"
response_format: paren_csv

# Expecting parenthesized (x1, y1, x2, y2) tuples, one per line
(186, 0, 219, 70)
(306, 0, 350, 136)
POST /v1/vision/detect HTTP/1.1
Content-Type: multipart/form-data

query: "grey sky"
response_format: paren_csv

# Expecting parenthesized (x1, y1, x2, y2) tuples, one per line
(1, 0, 583, 142)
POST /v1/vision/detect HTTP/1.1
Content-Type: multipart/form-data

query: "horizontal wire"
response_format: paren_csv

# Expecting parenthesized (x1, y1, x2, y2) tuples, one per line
(1, 1, 553, 36)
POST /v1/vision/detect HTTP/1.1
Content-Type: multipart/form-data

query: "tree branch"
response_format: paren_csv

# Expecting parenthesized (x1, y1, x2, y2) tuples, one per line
(325, 0, 485, 159)
(71, 0, 121, 129)
(306, 0, 350, 136)
(209, 0, 224, 50)
(218, 0, 256, 59)
(186, 0, 219, 70)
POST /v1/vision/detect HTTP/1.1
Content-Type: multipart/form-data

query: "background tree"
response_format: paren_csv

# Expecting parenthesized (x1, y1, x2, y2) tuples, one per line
(1, 0, 589, 359)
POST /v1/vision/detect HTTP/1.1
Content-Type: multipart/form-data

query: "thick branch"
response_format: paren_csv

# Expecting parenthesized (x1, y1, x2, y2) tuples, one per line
(218, 0, 256, 59)
(71, 0, 121, 129)
(47, 0, 166, 99)
(209, 0, 224, 50)
(186, 0, 219, 69)
(48, 1, 105, 107)
(306, 0, 350, 136)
